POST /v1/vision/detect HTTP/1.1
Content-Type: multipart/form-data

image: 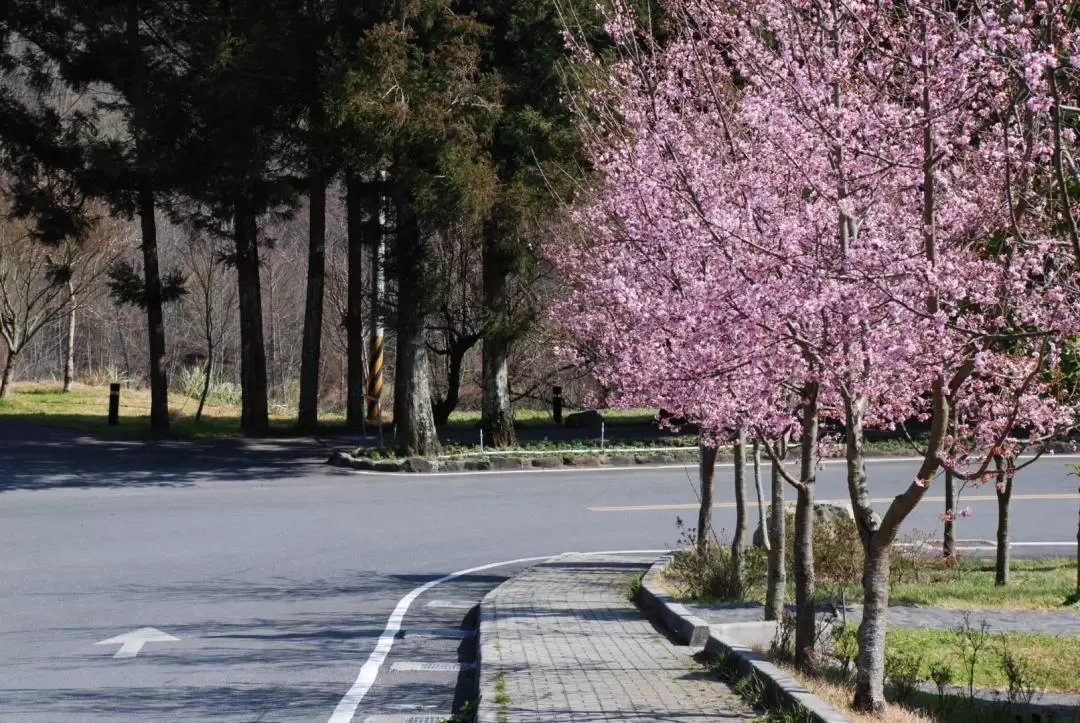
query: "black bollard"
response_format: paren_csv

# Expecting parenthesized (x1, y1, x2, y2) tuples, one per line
(552, 385, 563, 424)
(108, 383, 120, 426)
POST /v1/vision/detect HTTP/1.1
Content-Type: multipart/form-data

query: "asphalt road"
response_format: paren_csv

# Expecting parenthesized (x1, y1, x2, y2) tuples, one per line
(1, 421, 1077, 722)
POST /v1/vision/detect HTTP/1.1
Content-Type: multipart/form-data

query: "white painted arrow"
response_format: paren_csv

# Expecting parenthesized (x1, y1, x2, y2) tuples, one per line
(95, 627, 180, 659)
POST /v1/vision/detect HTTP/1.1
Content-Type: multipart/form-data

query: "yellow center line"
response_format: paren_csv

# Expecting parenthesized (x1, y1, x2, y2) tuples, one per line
(587, 492, 1075, 513)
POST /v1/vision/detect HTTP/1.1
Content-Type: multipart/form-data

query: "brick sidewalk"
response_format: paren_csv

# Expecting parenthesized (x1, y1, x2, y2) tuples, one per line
(476, 554, 755, 722)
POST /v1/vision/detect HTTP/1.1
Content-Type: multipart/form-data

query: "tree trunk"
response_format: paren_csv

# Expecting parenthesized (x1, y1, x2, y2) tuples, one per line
(752, 438, 767, 550)
(197, 356, 212, 422)
(994, 455, 1012, 586)
(394, 329, 440, 456)
(393, 344, 406, 431)
(234, 201, 269, 436)
(344, 171, 368, 429)
(138, 183, 168, 434)
(793, 483, 815, 664)
(393, 206, 440, 457)
(297, 170, 327, 432)
(732, 429, 747, 588)
(481, 224, 516, 448)
(698, 441, 718, 548)
(793, 386, 819, 667)
(128, 2, 168, 435)
(432, 337, 473, 426)
(853, 541, 891, 715)
(63, 282, 76, 392)
(943, 467, 956, 558)
(0, 350, 15, 398)
(765, 437, 787, 621)
(1075, 487, 1080, 594)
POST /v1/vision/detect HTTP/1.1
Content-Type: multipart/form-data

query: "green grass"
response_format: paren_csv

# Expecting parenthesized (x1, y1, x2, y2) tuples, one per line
(445, 406, 663, 428)
(0, 381, 348, 439)
(886, 628, 1080, 692)
(889, 558, 1078, 610)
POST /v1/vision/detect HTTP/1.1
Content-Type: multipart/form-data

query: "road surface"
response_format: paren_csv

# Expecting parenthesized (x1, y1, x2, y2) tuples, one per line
(1, 421, 1076, 721)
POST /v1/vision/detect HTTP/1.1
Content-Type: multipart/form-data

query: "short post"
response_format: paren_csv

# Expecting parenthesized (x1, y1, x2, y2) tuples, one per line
(377, 400, 384, 449)
(601, 421, 605, 453)
(480, 428, 484, 453)
(552, 385, 563, 424)
(107, 383, 120, 426)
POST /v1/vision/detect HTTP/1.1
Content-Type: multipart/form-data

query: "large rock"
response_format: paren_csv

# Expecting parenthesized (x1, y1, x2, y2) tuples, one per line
(751, 501, 856, 547)
(402, 457, 436, 473)
(564, 409, 603, 429)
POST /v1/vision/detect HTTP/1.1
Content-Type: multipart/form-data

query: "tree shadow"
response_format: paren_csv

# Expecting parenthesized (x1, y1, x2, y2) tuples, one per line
(0, 419, 348, 493)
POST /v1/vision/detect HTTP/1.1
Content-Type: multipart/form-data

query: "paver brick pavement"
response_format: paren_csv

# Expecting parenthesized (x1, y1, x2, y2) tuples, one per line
(477, 554, 756, 722)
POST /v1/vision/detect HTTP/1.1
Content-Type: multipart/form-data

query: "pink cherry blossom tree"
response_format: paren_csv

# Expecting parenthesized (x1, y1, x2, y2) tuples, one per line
(555, 0, 1080, 711)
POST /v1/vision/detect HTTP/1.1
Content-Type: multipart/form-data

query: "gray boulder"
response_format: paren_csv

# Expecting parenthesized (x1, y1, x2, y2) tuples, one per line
(752, 501, 856, 547)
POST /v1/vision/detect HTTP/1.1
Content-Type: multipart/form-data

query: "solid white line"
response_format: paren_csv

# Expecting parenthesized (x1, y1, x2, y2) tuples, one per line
(326, 549, 666, 723)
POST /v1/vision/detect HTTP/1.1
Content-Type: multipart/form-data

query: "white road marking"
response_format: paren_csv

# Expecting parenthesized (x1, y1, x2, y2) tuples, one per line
(94, 627, 179, 659)
(388, 661, 475, 672)
(327, 549, 667, 723)
(401, 628, 475, 640)
(951, 541, 1078, 550)
(424, 599, 475, 610)
(362, 716, 443, 723)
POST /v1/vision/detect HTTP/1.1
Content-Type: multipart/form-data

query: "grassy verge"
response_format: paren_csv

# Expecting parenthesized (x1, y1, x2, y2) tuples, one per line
(886, 628, 1080, 693)
(0, 381, 346, 438)
(889, 558, 1078, 610)
(445, 406, 662, 428)
(665, 527, 1077, 611)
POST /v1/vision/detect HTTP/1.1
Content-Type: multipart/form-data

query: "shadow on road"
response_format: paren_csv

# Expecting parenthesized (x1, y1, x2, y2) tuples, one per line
(0, 419, 349, 493)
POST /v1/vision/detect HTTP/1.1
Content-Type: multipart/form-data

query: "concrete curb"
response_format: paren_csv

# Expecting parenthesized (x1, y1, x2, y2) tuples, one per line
(476, 590, 500, 723)
(327, 449, 703, 474)
(704, 632, 850, 723)
(638, 554, 711, 646)
(639, 557, 850, 723)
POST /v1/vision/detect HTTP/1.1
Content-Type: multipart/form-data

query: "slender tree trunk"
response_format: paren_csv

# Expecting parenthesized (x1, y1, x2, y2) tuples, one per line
(853, 541, 891, 715)
(344, 171, 368, 429)
(393, 344, 406, 431)
(393, 206, 440, 456)
(765, 436, 787, 621)
(432, 338, 472, 426)
(197, 356, 212, 422)
(994, 455, 1012, 586)
(943, 467, 956, 558)
(0, 349, 15, 398)
(196, 256, 214, 423)
(137, 184, 168, 434)
(698, 440, 718, 548)
(481, 224, 516, 448)
(63, 282, 75, 392)
(128, 1, 168, 434)
(793, 388, 819, 667)
(752, 438, 767, 549)
(297, 170, 327, 432)
(1075, 487, 1080, 594)
(732, 429, 747, 588)
(234, 201, 269, 436)
(793, 483, 815, 664)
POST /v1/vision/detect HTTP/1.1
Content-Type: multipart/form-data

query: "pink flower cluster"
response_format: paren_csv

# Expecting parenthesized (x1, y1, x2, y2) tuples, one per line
(939, 507, 973, 523)
(552, 0, 1080, 467)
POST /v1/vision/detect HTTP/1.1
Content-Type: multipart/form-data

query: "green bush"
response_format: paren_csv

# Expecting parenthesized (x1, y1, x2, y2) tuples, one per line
(665, 521, 765, 601)
(782, 511, 863, 586)
(175, 366, 243, 407)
